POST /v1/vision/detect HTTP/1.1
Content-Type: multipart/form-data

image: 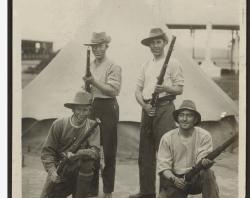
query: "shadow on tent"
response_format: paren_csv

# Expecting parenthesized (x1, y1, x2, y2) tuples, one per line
(22, 115, 238, 160)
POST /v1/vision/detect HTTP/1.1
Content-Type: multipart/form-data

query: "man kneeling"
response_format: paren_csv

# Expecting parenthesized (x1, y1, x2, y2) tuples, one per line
(40, 91, 100, 198)
(157, 100, 219, 198)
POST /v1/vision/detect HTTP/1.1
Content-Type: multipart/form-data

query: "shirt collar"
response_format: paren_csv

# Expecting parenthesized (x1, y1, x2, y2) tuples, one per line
(93, 56, 108, 66)
(70, 116, 87, 128)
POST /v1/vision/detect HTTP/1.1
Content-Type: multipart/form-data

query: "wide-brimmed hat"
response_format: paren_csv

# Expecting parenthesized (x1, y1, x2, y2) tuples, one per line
(173, 100, 201, 125)
(64, 91, 92, 109)
(141, 28, 168, 46)
(84, 32, 111, 46)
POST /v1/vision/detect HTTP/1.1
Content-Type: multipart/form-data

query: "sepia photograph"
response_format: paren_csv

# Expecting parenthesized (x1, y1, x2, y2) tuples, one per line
(12, 0, 245, 197)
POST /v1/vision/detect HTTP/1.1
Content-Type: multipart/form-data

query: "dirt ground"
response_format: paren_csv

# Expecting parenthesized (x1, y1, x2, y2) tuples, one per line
(22, 149, 238, 198)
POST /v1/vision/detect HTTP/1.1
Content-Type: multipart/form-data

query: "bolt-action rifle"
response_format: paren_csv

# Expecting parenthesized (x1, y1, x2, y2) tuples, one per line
(85, 47, 92, 93)
(184, 133, 238, 182)
(146, 36, 176, 134)
(160, 133, 238, 192)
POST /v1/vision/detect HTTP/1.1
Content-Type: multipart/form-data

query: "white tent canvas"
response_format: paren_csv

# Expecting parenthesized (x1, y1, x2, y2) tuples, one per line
(22, 0, 238, 122)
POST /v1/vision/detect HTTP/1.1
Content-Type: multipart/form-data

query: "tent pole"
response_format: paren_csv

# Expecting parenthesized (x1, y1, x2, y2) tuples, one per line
(230, 30, 234, 71)
(191, 29, 195, 59)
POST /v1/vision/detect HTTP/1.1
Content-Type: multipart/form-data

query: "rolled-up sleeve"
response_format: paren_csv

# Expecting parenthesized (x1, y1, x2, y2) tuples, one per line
(170, 60, 184, 86)
(157, 135, 173, 175)
(41, 120, 61, 173)
(196, 133, 213, 163)
(107, 64, 122, 94)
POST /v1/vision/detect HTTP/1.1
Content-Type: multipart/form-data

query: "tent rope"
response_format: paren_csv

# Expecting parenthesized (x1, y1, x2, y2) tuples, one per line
(22, 121, 39, 137)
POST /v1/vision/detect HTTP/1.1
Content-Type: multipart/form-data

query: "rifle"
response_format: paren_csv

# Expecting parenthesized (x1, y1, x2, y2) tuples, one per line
(160, 134, 238, 193)
(184, 134, 238, 182)
(146, 36, 176, 134)
(56, 118, 101, 178)
(85, 47, 92, 93)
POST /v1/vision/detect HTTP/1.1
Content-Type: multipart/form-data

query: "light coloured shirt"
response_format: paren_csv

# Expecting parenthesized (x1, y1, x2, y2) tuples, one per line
(136, 57, 184, 100)
(157, 127, 213, 175)
(90, 57, 122, 98)
(41, 117, 100, 173)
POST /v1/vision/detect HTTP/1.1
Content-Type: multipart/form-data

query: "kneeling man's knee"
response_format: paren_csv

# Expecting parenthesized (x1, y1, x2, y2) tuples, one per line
(79, 159, 95, 176)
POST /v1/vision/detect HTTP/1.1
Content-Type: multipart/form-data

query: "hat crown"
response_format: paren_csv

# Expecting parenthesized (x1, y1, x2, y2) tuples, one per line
(149, 28, 165, 37)
(73, 91, 92, 105)
(91, 32, 111, 44)
(141, 27, 167, 46)
(178, 100, 197, 112)
(64, 91, 92, 109)
(173, 100, 201, 125)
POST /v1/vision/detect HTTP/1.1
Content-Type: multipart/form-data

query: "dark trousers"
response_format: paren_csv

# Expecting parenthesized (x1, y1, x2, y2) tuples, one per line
(40, 159, 95, 198)
(159, 169, 219, 198)
(92, 98, 119, 193)
(138, 101, 176, 195)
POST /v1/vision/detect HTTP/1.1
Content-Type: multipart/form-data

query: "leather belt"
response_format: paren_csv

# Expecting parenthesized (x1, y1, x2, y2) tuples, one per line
(143, 95, 176, 104)
(93, 97, 116, 101)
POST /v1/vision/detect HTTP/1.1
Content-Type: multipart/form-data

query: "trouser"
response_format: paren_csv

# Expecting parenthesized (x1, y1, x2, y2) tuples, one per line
(159, 169, 220, 198)
(40, 159, 96, 198)
(92, 97, 119, 193)
(138, 101, 176, 195)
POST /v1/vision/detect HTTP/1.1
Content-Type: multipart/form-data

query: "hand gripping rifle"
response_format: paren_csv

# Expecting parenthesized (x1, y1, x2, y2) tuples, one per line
(85, 47, 92, 93)
(146, 36, 176, 134)
(56, 118, 101, 178)
(184, 134, 238, 183)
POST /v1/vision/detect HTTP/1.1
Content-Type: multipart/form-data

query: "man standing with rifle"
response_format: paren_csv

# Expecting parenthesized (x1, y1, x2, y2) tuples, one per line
(130, 28, 184, 198)
(40, 91, 100, 198)
(83, 32, 122, 198)
(157, 100, 220, 198)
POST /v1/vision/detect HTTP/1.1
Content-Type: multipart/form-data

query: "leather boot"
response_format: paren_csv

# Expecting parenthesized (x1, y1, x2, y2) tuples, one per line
(129, 192, 156, 198)
(129, 192, 143, 198)
(102, 193, 112, 198)
(74, 174, 93, 198)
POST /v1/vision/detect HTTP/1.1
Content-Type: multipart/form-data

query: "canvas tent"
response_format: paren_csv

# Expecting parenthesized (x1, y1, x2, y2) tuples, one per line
(22, 0, 238, 154)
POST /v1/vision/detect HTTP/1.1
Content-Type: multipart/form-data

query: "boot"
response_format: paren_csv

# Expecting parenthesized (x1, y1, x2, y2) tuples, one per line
(74, 174, 93, 198)
(129, 192, 156, 198)
(102, 193, 112, 198)
(87, 159, 100, 197)
(129, 192, 143, 198)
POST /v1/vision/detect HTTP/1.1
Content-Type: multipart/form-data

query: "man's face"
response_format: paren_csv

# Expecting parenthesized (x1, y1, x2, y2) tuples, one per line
(177, 110, 197, 130)
(91, 43, 108, 60)
(149, 38, 167, 57)
(73, 105, 91, 122)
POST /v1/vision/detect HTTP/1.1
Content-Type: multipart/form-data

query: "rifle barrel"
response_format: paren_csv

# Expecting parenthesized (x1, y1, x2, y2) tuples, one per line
(85, 48, 91, 92)
(184, 134, 238, 181)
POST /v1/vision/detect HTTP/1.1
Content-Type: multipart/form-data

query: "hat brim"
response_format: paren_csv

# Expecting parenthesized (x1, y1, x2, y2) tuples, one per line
(173, 108, 201, 126)
(84, 43, 104, 46)
(64, 103, 91, 109)
(141, 34, 167, 46)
